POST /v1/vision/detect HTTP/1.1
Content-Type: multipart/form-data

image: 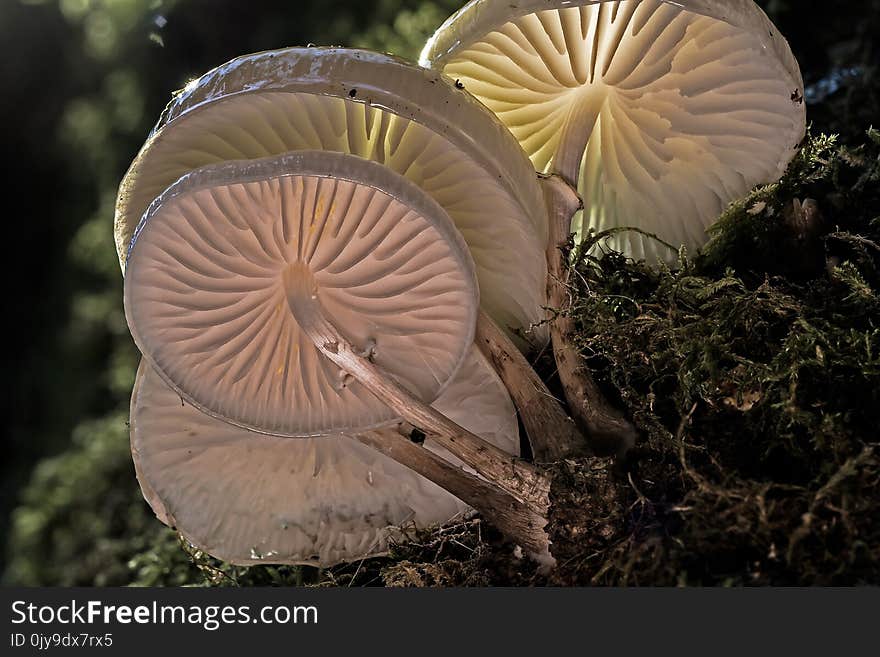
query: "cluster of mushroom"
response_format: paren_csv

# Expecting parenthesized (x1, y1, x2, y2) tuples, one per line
(116, 0, 806, 569)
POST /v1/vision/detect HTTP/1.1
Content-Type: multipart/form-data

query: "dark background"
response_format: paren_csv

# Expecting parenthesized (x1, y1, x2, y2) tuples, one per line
(0, 0, 877, 583)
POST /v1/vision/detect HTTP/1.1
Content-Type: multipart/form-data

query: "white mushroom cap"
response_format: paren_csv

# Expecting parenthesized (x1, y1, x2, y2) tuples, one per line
(116, 47, 549, 345)
(130, 345, 519, 566)
(125, 151, 478, 437)
(421, 0, 806, 262)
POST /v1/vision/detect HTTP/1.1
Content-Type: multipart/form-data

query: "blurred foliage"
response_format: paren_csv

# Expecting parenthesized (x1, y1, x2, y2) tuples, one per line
(4, 413, 195, 586)
(2, 0, 879, 586)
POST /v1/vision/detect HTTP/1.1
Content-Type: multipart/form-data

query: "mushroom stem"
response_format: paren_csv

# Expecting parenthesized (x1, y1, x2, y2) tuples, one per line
(354, 428, 553, 568)
(540, 173, 638, 455)
(475, 311, 588, 462)
(552, 93, 603, 186)
(285, 277, 551, 511)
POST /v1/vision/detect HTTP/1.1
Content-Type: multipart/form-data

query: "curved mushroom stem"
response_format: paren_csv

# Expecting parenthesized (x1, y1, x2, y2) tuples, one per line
(540, 173, 638, 455)
(285, 273, 550, 511)
(475, 311, 588, 462)
(552, 93, 603, 187)
(354, 428, 553, 569)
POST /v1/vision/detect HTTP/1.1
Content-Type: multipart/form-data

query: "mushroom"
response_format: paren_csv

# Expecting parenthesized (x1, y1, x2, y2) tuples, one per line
(421, 0, 806, 451)
(421, 0, 806, 260)
(125, 150, 478, 437)
(124, 149, 552, 563)
(130, 341, 520, 566)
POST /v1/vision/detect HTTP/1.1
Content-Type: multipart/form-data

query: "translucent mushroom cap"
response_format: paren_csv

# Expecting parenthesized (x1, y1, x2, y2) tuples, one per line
(116, 47, 549, 345)
(125, 151, 478, 436)
(131, 345, 519, 566)
(421, 0, 807, 262)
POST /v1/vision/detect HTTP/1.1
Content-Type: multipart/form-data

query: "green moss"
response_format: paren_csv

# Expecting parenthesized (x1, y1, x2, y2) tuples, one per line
(552, 129, 880, 585)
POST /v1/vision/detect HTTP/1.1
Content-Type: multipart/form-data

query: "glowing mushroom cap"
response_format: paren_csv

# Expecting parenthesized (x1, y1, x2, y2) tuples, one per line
(421, 0, 807, 261)
(125, 150, 478, 437)
(130, 345, 519, 566)
(116, 47, 548, 345)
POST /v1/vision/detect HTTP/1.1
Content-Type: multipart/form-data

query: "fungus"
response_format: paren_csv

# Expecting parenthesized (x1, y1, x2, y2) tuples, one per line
(124, 150, 552, 563)
(130, 341, 519, 566)
(109, 4, 815, 572)
(421, 0, 806, 260)
(422, 0, 806, 451)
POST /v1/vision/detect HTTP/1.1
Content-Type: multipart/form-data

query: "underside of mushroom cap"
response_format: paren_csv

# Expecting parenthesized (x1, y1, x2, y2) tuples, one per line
(116, 47, 549, 346)
(130, 345, 519, 567)
(125, 151, 478, 437)
(422, 0, 807, 262)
